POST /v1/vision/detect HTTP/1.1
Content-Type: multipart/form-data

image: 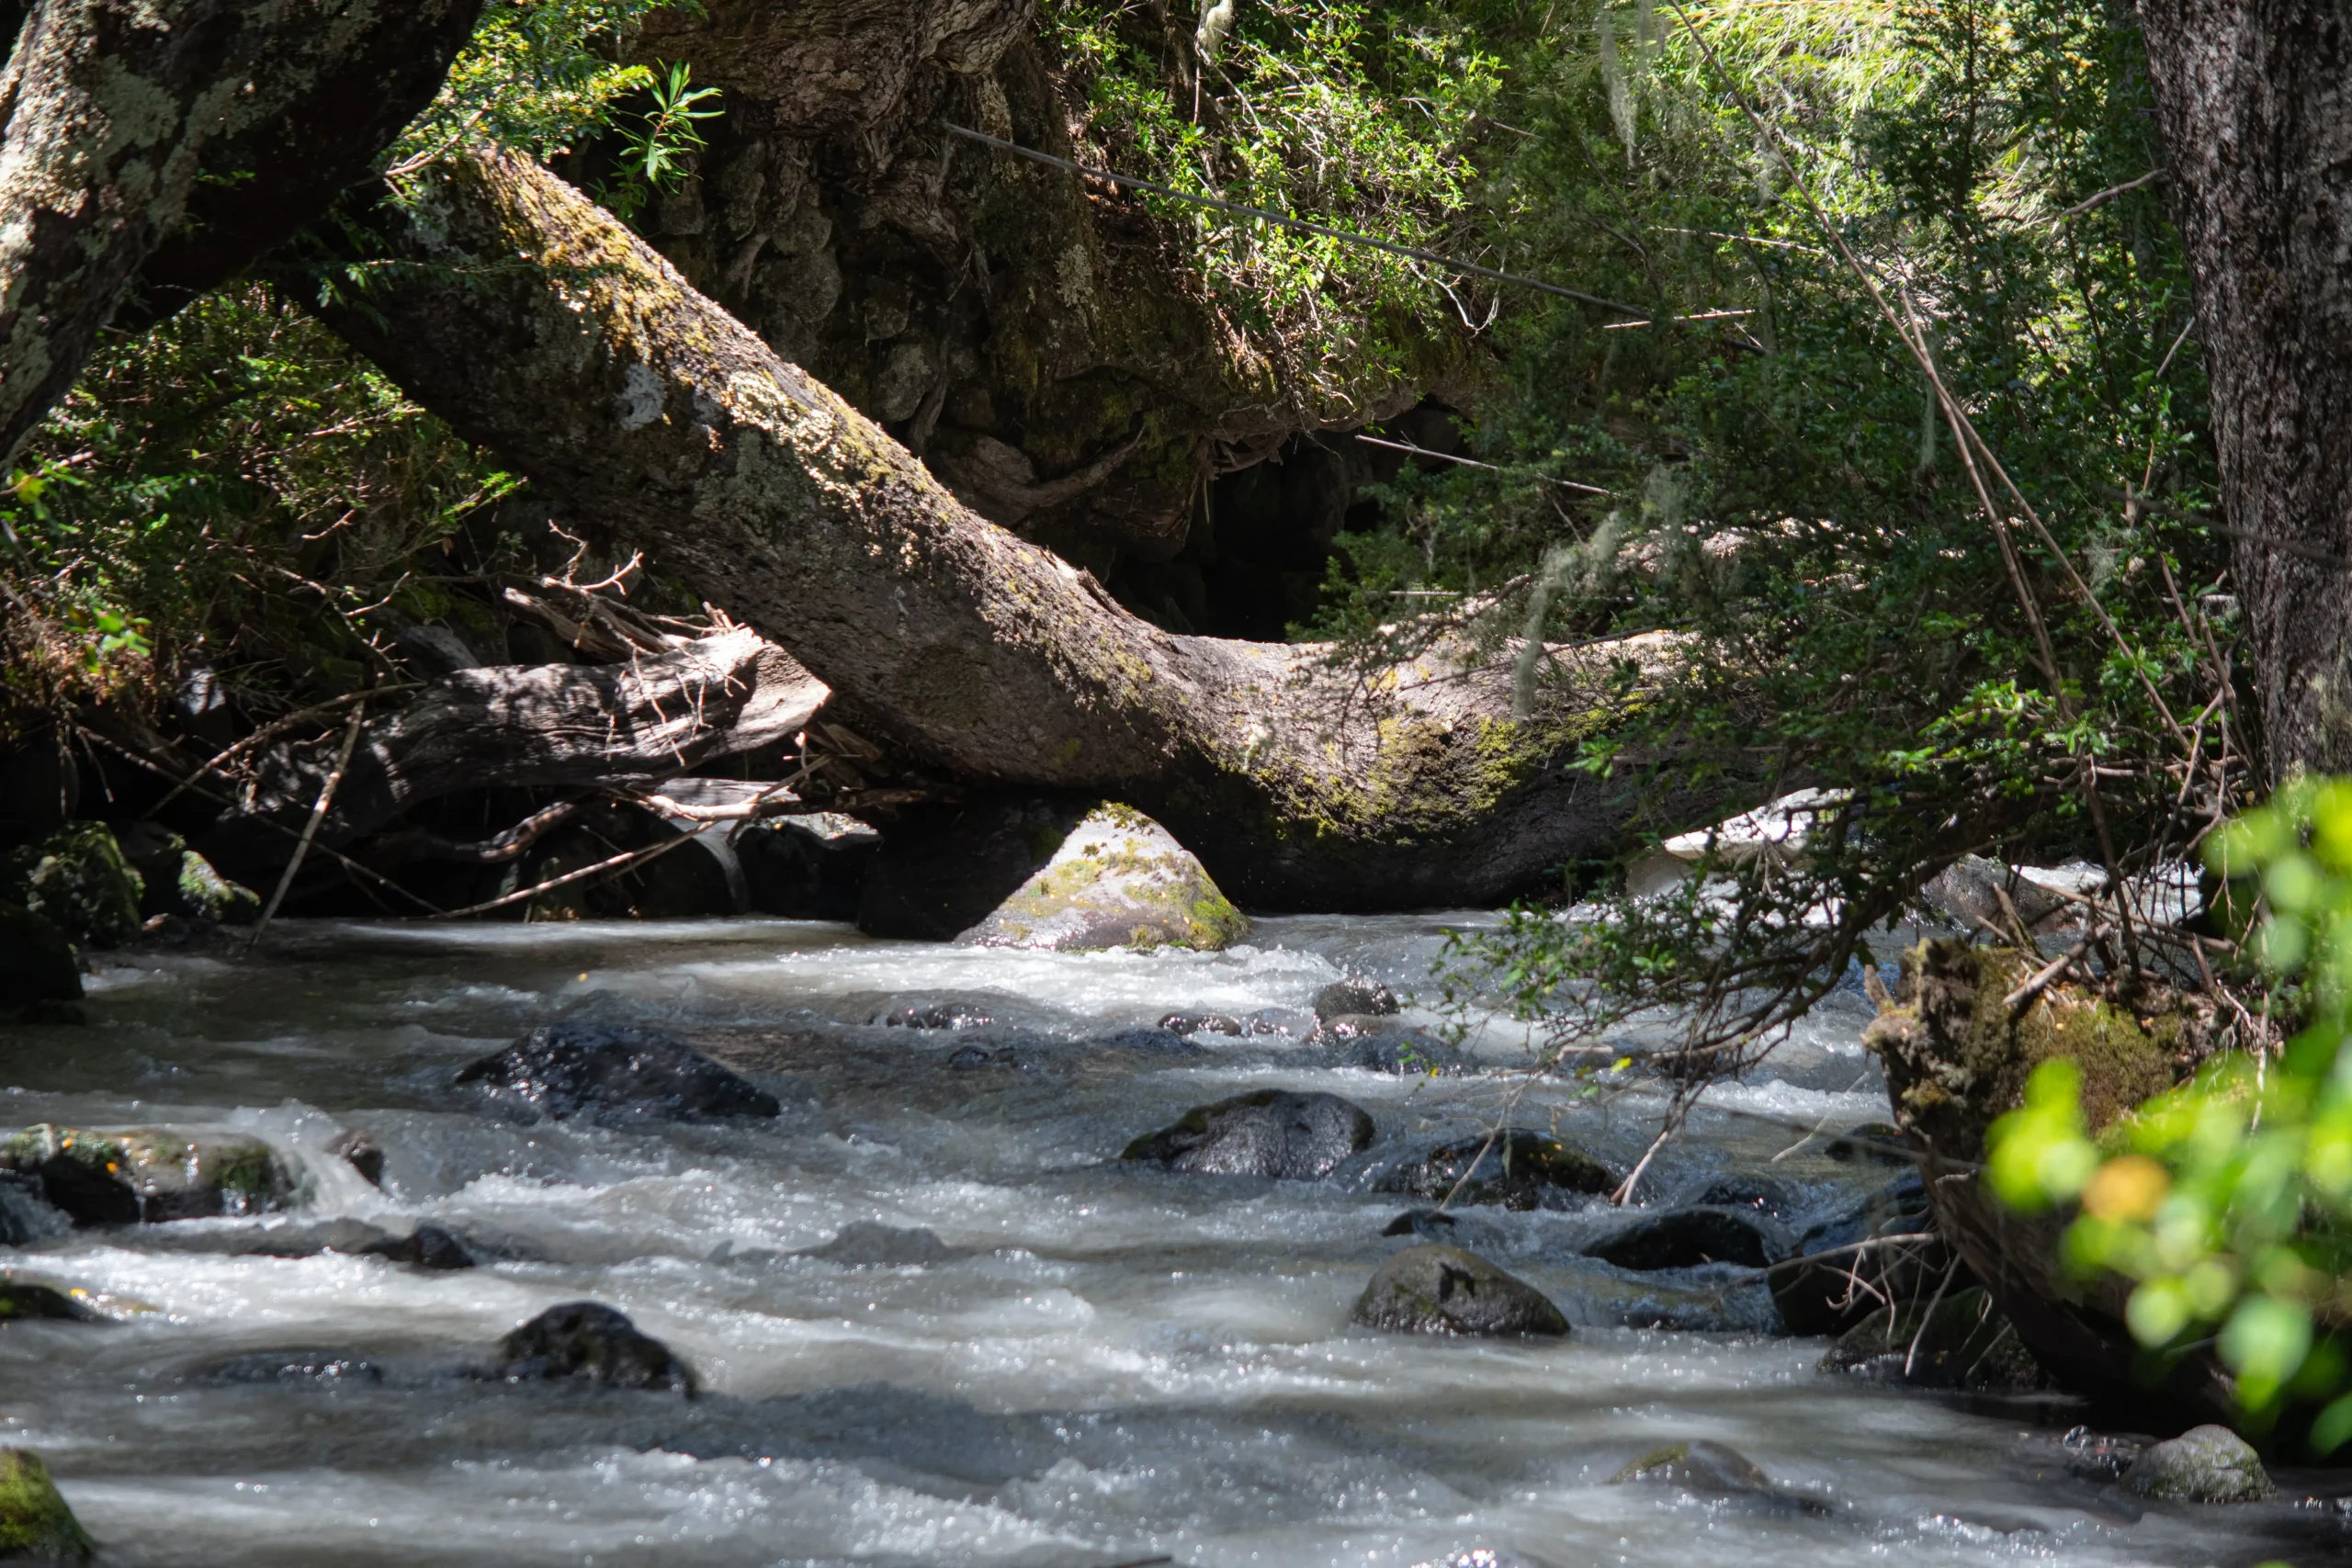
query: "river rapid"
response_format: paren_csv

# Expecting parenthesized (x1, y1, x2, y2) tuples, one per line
(0, 915, 2326, 1566)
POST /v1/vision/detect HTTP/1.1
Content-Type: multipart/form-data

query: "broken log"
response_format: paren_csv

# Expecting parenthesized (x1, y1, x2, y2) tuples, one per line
(195, 627, 828, 889)
(317, 149, 1720, 908)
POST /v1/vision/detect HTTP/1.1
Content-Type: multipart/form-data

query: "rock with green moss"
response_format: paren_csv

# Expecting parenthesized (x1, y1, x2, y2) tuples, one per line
(0, 1280, 93, 1324)
(0, 1124, 293, 1225)
(3, 825, 141, 949)
(117, 823, 258, 924)
(956, 803, 1248, 952)
(2121, 1424, 2274, 1502)
(0, 1448, 94, 1562)
(1821, 1287, 2045, 1392)
(0, 907, 80, 1012)
(1352, 1245, 1569, 1337)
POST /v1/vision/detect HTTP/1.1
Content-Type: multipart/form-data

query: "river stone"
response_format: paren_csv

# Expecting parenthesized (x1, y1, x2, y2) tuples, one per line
(360, 1225, 473, 1270)
(4, 824, 141, 949)
(956, 803, 1248, 952)
(1159, 1011, 1244, 1036)
(208, 1349, 385, 1384)
(491, 1302, 695, 1394)
(1352, 1245, 1569, 1337)
(0, 1124, 291, 1224)
(325, 1129, 386, 1188)
(1121, 1090, 1375, 1179)
(456, 1023, 782, 1127)
(1315, 976, 1398, 1020)
(0, 1449, 94, 1562)
(2121, 1425, 2274, 1502)
(0, 906, 80, 1014)
(1607, 1440, 1831, 1515)
(875, 1002, 995, 1030)
(1379, 1132, 1616, 1210)
(1583, 1207, 1780, 1270)
(115, 823, 258, 924)
(1822, 1287, 2044, 1391)
(795, 1222, 963, 1266)
(0, 1280, 92, 1324)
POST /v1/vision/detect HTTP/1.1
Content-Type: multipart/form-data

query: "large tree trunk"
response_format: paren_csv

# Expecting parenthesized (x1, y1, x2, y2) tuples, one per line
(0, 0, 481, 462)
(2139, 0, 2352, 780)
(319, 150, 1694, 909)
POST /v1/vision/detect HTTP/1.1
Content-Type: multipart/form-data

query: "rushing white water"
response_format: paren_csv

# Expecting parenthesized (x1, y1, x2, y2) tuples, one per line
(0, 916, 2323, 1566)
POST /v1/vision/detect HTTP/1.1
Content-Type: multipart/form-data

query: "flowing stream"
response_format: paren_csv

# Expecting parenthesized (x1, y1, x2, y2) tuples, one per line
(0, 915, 2327, 1566)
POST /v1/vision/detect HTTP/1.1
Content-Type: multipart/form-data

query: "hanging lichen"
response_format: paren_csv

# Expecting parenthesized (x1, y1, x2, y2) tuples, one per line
(1598, 10, 1635, 165)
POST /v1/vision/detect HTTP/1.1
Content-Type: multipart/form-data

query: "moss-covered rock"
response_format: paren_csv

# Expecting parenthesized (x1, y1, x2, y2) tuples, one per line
(3, 825, 141, 949)
(1377, 1131, 1616, 1211)
(1820, 1287, 2045, 1392)
(0, 906, 80, 1012)
(0, 1124, 293, 1224)
(956, 802, 1247, 952)
(1351, 1244, 1569, 1337)
(119, 825, 258, 925)
(2121, 1425, 2274, 1502)
(0, 1448, 94, 1562)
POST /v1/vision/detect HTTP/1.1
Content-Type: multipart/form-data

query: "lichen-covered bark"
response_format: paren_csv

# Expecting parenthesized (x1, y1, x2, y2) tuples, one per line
(2140, 0, 2352, 779)
(0, 0, 484, 463)
(322, 150, 1690, 908)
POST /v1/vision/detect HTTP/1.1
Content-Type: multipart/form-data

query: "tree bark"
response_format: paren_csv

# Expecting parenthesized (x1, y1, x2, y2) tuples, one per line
(0, 0, 483, 464)
(318, 150, 1694, 910)
(2139, 0, 2352, 780)
(195, 626, 828, 887)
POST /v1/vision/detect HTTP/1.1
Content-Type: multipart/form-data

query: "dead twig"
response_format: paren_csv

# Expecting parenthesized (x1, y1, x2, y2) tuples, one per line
(246, 698, 369, 953)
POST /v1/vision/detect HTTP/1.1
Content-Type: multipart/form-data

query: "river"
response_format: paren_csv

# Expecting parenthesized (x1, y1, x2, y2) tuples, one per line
(0, 915, 2322, 1565)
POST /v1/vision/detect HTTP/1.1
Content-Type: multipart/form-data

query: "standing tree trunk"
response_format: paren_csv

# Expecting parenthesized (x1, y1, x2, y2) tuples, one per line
(2139, 0, 2352, 780)
(318, 150, 1706, 909)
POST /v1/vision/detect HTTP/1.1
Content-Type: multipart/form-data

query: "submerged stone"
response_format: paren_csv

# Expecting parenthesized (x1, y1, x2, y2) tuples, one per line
(0, 1448, 94, 1562)
(956, 802, 1248, 952)
(1378, 1132, 1616, 1211)
(1608, 1439, 1831, 1514)
(1582, 1208, 1780, 1271)
(2121, 1425, 2273, 1503)
(1352, 1245, 1568, 1338)
(360, 1225, 474, 1270)
(491, 1302, 695, 1395)
(1121, 1090, 1375, 1179)
(4, 824, 141, 949)
(207, 1349, 386, 1385)
(456, 1023, 781, 1127)
(794, 1222, 963, 1267)
(0, 1124, 290, 1224)
(874, 1002, 995, 1030)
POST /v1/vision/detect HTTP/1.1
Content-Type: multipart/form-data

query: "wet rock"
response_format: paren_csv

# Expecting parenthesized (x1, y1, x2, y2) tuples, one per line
(1351, 1245, 1568, 1337)
(956, 802, 1249, 953)
(875, 1002, 995, 1030)
(0, 1280, 93, 1324)
(2122, 1424, 2273, 1502)
(1823, 1122, 1910, 1164)
(795, 1222, 962, 1266)
(736, 812, 880, 919)
(1104, 1026, 1201, 1055)
(2048, 1425, 2148, 1483)
(1681, 1176, 1800, 1217)
(1315, 976, 1398, 1020)
(0, 1124, 292, 1224)
(1159, 1012, 1244, 1037)
(1383, 1208, 1458, 1238)
(207, 1349, 385, 1384)
(0, 905, 81, 1016)
(490, 1302, 695, 1395)
(1822, 1287, 2045, 1392)
(360, 1225, 474, 1270)
(456, 1023, 781, 1127)
(0, 1175, 70, 1247)
(1378, 1132, 1616, 1211)
(325, 1129, 385, 1188)
(945, 1043, 1027, 1071)
(4, 823, 141, 948)
(1607, 1440, 1831, 1515)
(1583, 1207, 1780, 1271)
(1317, 1024, 1463, 1077)
(0, 1448, 95, 1562)
(115, 824, 257, 925)
(1768, 1170, 1956, 1337)
(1121, 1090, 1374, 1179)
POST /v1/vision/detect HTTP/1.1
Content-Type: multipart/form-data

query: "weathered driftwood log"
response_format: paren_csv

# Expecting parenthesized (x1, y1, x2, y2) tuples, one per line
(0, 0, 481, 462)
(1863, 941, 2240, 1432)
(195, 628, 828, 887)
(317, 150, 1712, 909)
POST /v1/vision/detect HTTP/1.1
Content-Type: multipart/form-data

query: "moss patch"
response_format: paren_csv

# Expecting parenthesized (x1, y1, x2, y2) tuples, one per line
(0, 1449, 94, 1562)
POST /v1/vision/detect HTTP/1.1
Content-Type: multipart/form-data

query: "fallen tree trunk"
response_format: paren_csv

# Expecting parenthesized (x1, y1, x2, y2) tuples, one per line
(194, 627, 828, 889)
(316, 150, 1709, 909)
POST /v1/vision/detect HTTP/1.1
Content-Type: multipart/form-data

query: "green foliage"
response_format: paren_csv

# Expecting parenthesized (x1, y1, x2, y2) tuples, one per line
(595, 61, 723, 220)
(1986, 779, 2352, 1446)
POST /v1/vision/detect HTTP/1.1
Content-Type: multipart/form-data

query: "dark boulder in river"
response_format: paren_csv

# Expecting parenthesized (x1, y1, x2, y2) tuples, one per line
(490, 1302, 695, 1395)
(1378, 1132, 1615, 1210)
(1582, 1207, 1781, 1271)
(1767, 1169, 1955, 1337)
(1314, 976, 1397, 1020)
(1122, 1090, 1374, 1179)
(457, 1024, 781, 1127)
(1352, 1245, 1568, 1338)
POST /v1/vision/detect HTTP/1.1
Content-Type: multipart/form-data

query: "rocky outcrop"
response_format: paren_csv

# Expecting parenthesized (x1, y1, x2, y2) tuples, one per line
(1377, 1132, 1616, 1211)
(0, 1449, 94, 1562)
(1122, 1090, 1374, 1179)
(956, 803, 1247, 952)
(0, 1125, 291, 1224)
(456, 1024, 783, 1128)
(1352, 1245, 1568, 1337)
(489, 1302, 695, 1395)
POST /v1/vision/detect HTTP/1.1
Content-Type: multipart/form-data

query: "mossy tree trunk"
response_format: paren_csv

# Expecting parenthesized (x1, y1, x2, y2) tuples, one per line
(319, 150, 1702, 909)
